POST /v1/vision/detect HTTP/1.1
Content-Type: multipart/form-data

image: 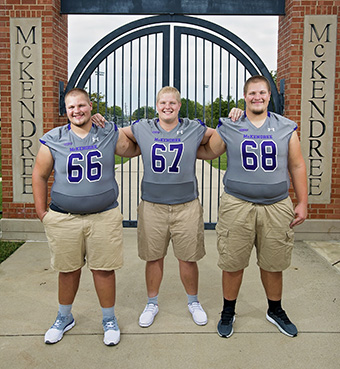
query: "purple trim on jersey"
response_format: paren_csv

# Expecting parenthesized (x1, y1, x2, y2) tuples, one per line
(39, 139, 46, 144)
(197, 119, 206, 127)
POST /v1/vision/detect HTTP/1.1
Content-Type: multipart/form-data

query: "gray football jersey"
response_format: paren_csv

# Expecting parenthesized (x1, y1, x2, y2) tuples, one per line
(131, 118, 207, 204)
(217, 112, 297, 204)
(40, 122, 119, 213)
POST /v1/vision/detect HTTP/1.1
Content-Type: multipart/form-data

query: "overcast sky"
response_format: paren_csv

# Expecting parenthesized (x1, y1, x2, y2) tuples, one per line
(68, 15, 279, 77)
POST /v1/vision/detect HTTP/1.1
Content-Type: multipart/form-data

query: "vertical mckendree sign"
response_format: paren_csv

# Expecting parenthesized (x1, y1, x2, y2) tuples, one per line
(301, 15, 337, 204)
(10, 18, 43, 203)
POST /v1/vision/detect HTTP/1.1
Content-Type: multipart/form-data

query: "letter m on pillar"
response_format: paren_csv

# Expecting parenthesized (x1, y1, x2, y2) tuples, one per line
(16, 26, 37, 44)
(309, 23, 331, 43)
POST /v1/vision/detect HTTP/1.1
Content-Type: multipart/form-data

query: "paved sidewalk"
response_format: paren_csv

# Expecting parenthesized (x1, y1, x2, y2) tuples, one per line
(0, 229, 339, 369)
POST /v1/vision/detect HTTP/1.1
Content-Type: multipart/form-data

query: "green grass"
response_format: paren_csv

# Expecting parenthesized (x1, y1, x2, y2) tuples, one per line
(0, 144, 25, 262)
(207, 152, 227, 171)
(0, 240, 24, 264)
(115, 155, 130, 165)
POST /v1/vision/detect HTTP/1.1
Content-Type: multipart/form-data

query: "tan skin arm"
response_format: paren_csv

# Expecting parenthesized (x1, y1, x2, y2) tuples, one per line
(198, 107, 243, 158)
(200, 127, 215, 146)
(32, 144, 54, 221)
(115, 128, 140, 158)
(197, 129, 226, 160)
(287, 131, 308, 228)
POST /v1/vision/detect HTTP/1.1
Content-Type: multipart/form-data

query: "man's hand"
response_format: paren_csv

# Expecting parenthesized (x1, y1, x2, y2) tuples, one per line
(290, 203, 308, 228)
(91, 113, 106, 127)
(228, 108, 243, 122)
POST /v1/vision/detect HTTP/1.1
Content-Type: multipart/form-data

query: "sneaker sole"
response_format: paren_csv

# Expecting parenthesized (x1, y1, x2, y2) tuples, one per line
(139, 315, 157, 328)
(188, 304, 208, 326)
(217, 316, 235, 338)
(217, 327, 234, 338)
(44, 320, 75, 344)
(191, 314, 208, 326)
(104, 337, 120, 346)
(266, 313, 297, 337)
(139, 308, 159, 328)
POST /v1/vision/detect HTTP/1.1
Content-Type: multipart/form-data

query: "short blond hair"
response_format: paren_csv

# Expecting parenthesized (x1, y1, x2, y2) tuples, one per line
(156, 86, 181, 104)
(65, 88, 91, 104)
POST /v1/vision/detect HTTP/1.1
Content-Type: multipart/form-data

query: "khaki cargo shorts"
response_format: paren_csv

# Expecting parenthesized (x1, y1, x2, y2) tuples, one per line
(137, 199, 206, 262)
(216, 193, 295, 272)
(42, 207, 123, 272)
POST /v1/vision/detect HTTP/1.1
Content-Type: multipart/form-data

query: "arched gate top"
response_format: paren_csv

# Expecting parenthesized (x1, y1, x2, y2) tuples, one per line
(61, 14, 281, 115)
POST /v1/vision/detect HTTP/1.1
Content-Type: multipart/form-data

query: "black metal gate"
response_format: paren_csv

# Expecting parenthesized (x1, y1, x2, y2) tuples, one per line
(61, 14, 282, 228)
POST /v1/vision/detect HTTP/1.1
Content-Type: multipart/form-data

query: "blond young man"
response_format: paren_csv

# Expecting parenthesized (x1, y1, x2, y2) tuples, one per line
(124, 87, 211, 327)
(93, 87, 220, 327)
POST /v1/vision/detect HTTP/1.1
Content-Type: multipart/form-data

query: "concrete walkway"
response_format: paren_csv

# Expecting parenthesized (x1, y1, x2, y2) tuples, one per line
(0, 229, 339, 369)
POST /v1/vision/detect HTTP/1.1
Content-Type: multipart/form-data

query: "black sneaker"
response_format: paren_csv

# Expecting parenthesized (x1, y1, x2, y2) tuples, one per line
(266, 308, 298, 337)
(217, 309, 235, 338)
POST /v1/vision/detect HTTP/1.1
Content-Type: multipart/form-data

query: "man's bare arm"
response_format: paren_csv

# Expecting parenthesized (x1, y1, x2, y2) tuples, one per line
(32, 145, 54, 221)
(115, 126, 140, 158)
(197, 129, 226, 160)
(288, 131, 308, 228)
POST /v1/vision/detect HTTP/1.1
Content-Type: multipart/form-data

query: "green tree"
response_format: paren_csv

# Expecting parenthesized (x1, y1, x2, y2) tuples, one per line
(270, 70, 277, 86)
(90, 93, 122, 122)
(268, 70, 278, 112)
(131, 106, 156, 120)
(180, 98, 203, 120)
(237, 98, 245, 111)
(205, 96, 237, 128)
(90, 92, 106, 115)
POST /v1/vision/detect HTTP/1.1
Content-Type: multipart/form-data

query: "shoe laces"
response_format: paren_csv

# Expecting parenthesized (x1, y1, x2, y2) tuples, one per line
(52, 314, 69, 330)
(221, 309, 234, 324)
(103, 317, 118, 331)
(144, 303, 157, 313)
(189, 301, 203, 311)
(273, 308, 291, 324)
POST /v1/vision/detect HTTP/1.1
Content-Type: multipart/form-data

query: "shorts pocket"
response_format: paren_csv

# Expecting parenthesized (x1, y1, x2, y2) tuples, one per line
(263, 228, 295, 270)
(216, 228, 229, 255)
(265, 228, 294, 245)
(42, 210, 51, 224)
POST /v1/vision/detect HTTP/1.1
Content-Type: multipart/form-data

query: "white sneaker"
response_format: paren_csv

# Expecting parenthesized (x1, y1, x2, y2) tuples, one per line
(188, 302, 208, 326)
(139, 303, 159, 327)
(103, 316, 120, 346)
(44, 312, 75, 344)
